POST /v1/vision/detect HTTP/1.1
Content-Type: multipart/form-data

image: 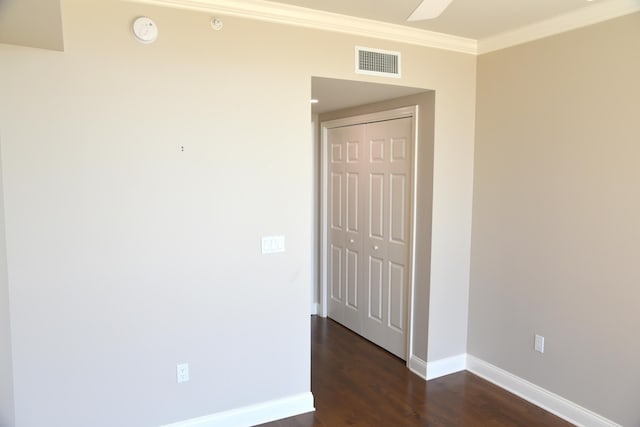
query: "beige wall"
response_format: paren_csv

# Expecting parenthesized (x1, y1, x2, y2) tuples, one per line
(469, 13, 640, 426)
(0, 0, 476, 425)
(0, 146, 14, 427)
(319, 92, 435, 362)
(0, 0, 64, 51)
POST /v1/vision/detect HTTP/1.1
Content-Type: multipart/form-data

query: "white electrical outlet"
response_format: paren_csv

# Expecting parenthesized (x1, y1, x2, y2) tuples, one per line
(177, 363, 189, 383)
(534, 335, 545, 353)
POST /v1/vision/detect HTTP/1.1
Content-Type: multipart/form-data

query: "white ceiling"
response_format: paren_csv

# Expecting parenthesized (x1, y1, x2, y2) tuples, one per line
(268, 0, 634, 40)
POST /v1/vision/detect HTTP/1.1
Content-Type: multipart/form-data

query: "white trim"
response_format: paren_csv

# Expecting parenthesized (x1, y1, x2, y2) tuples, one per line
(319, 119, 328, 318)
(407, 353, 622, 426)
(321, 107, 416, 130)
(127, 0, 477, 54)
(159, 392, 314, 427)
(415, 354, 620, 426)
(406, 106, 419, 374)
(320, 106, 419, 370)
(478, 0, 640, 54)
(466, 356, 621, 427)
(408, 355, 427, 380)
(425, 354, 466, 380)
(310, 117, 319, 320)
(127, 0, 639, 56)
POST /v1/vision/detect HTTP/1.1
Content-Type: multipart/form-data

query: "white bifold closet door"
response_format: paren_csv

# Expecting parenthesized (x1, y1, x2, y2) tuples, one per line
(327, 116, 412, 360)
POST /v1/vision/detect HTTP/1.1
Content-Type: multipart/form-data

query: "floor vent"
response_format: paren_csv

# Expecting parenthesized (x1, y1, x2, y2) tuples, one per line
(356, 47, 401, 78)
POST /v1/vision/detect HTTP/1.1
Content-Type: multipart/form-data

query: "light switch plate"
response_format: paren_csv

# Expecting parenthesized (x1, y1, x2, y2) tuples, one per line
(262, 235, 285, 254)
(534, 335, 545, 353)
(177, 363, 189, 383)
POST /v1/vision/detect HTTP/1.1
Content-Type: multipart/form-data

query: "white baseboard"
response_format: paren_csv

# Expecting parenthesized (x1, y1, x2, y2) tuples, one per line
(412, 353, 619, 426)
(426, 353, 467, 380)
(408, 355, 427, 379)
(466, 355, 620, 427)
(160, 392, 314, 427)
(409, 353, 466, 381)
(157, 353, 618, 427)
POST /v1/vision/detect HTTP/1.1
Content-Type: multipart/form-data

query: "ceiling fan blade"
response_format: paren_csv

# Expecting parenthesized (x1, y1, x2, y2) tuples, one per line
(407, 0, 453, 21)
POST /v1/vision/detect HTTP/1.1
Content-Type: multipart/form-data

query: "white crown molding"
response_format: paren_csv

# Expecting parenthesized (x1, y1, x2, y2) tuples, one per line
(130, 0, 639, 55)
(478, 0, 640, 54)
(129, 0, 478, 54)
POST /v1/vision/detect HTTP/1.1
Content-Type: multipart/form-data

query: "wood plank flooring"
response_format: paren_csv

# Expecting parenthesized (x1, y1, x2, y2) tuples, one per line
(259, 316, 573, 427)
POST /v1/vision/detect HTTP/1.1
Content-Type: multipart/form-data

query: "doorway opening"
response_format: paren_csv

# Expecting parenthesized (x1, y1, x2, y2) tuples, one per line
(310, 76, 435, 373)
(323, 107, 417, 360)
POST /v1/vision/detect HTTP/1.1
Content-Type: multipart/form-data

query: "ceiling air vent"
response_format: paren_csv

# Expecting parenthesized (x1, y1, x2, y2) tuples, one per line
(356, 46, 401, 78)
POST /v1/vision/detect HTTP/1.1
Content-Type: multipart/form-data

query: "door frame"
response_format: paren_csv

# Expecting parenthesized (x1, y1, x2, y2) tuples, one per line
(319, 105, 419, 365)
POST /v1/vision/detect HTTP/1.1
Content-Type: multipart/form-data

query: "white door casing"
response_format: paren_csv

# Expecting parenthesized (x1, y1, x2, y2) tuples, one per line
(321, 107, 418, 361)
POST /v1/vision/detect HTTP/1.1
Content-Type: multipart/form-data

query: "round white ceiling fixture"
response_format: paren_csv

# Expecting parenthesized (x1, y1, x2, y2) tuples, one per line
(132, 17, 158, 44)
(211, 18, 223, 31)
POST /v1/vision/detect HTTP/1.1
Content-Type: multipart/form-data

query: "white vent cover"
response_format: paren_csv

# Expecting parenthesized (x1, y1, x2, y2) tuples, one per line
(355, 46, 401, 78)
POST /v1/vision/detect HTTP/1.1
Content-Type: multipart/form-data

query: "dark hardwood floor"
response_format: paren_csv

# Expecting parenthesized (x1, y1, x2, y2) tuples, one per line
(259, 316, 573, 427)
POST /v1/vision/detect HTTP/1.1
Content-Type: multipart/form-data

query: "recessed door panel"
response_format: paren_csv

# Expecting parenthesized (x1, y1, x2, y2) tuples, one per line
(391, 138, 407, 162)
(388, 262, 405, 332)
(368, 256, 383, 322)
(331, 143, 343, 163)
(389, 173, 406, 244)
(346, 173, 359, 233)
(369, 173, 384, 239)
(370, 139, 385, 162)
(330, 172, 343, 230)
(347, 141, 360, 162)
(346, 249, 358, 309)
(330, 245, 342, 302)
